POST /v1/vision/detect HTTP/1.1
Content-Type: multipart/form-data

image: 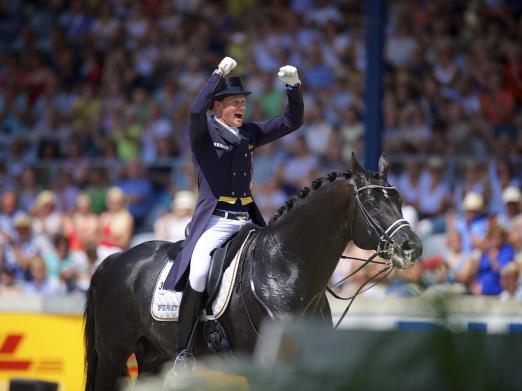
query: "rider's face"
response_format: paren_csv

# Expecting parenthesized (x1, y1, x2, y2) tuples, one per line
(214, 95, 247, 128)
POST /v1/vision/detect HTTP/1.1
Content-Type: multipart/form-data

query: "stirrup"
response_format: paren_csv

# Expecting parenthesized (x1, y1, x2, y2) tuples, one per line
(173, 349, 196, 375)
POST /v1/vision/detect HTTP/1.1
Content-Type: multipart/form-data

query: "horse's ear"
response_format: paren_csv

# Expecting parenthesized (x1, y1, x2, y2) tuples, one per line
(378, 153, 390, 180)
(351, 152, 365, 176)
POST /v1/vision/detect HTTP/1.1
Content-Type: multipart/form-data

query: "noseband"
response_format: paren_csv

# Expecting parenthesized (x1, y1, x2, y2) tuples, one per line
(353, 184, 411, 260)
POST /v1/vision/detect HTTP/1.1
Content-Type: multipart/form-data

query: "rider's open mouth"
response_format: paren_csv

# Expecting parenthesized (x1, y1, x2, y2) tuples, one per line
(235, 114, 243, 120)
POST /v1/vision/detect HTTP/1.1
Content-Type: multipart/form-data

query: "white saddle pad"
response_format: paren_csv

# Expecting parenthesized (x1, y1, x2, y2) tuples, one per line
(151, 230, 254, 321)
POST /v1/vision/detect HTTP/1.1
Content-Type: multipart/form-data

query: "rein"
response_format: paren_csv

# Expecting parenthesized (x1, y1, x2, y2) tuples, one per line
(331, 265, 394, 329)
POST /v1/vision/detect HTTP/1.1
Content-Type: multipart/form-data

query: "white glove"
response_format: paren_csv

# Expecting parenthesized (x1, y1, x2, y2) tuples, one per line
(216, 56, 237, 77)
(278, 65, 300, 86)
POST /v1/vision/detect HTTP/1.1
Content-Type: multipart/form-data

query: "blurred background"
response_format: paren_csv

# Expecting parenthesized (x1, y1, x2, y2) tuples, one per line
(1, 0, 522, 300)
(1, 0, 522, 388)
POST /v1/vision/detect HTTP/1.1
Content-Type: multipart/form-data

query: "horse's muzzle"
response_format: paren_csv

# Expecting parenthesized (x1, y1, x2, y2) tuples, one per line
(391, 239, 422, 269)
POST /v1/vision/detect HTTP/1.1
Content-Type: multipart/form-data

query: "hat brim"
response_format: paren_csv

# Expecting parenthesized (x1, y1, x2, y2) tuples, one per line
(214, 91, 252, 100)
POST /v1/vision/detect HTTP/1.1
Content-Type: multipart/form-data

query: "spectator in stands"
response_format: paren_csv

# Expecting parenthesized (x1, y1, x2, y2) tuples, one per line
(442, 230, 472, 286)
(499, 261, 521, 301)
(499, 186, 522, 231)
(0, 190, 23, 243)
(421, 256, 450, 292)
(76, 242, 98, 293)
(90, 3, 121, 51)
(385, 21, 418, 68)
(0, 163, 14, 193)
(417, 156, 450, 220)
(111, 107, 142, 162)
(17, 167, 41, 212)
(489, 159, 520, 215)
(2, 214, 41, 282)
(141, 101, 173, 164)
(385, 262, 423, 297)
(468, 220, 515, 296)
(303, 42, 335, 89)
(302, 104, 333, 157)
(454, 160, 491, 214)
(420, 232, 472, 295)
(456, 193, 489, 255)
(255, 177, 288, 221)
(86, 167, 110, 215)
(96, 187, 133, 265)
(395, 160, 423, 211)
(39, 233, 74, 293)
(278, 136, 318, 194)
(62, 139, 89, 183)
(6, 139, 30, 179)
(340, 106, 364, 161)
(397, 103, 432, 153)
(116, 159, 152, 229)
(50, 170, 80, 214)
(255, 73, 284, 119)
(318, 134, 345, 173)
(31, 190, 64, 240)
(53, 234, 77, 294)
(0, 265, 21, 295)
(63, 192, 99, 267)
(498, 187, 522, 248)
(445, 102, 474, 154)
(479, 72, 516, 133)
(252, 142, 285, 185)
(22, 256, 57, 295)
(154, 190, 196, 243)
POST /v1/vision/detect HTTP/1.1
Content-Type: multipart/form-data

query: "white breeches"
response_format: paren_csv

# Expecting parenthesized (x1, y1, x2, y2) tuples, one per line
(189, 215, 250, 292)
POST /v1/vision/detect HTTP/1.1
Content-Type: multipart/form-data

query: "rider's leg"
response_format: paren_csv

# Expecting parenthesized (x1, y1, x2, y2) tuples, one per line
(175, 282, 203, 357)
(176, 216, 243, 361)
(189, 216, 243, 292)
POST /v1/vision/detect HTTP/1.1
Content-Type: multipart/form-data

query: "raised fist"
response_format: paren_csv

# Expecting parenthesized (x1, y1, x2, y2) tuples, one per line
(217, 57, 237, 77)
(277, 65, 300, 86)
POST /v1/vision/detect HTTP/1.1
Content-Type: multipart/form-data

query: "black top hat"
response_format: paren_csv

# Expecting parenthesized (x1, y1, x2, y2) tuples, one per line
(213, 76, 252, 100)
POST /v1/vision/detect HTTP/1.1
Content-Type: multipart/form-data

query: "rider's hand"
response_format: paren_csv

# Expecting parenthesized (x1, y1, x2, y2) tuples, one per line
(216, 57, 237, 77)
(278, 65, 300, 86)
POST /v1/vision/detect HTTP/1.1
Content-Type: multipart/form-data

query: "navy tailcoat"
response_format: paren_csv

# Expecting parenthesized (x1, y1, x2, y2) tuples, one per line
(164, 72, 304, 291)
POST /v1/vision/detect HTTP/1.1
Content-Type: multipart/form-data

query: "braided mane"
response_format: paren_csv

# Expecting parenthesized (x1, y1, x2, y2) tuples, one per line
(269, 171, 352, 224)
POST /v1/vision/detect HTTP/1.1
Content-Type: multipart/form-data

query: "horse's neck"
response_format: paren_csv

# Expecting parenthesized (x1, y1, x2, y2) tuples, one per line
(256, 181, 353, 310)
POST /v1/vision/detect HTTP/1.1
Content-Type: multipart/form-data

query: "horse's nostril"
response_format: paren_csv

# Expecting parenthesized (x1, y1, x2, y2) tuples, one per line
(402, 240, 422, 258)
(402, 240, 414, 251)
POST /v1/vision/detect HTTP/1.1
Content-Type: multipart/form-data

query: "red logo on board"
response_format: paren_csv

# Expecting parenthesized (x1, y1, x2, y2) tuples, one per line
(0, 334, 63, 372)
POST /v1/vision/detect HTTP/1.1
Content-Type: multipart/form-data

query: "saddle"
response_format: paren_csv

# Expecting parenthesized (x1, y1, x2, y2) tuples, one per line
(163, 223, 257, 312)
(154, 225, 258, 353)
(206, 223, 257, 313)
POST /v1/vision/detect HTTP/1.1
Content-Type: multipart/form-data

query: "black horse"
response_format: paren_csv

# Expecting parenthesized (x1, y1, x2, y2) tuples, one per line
(84, 154, 422, 390)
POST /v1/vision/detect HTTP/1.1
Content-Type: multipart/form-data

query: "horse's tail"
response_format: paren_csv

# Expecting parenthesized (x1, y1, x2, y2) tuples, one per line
(84, 254, 114, 391)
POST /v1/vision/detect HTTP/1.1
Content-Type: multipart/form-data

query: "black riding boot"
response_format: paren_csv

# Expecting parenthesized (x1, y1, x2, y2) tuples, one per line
(174, 283, 204, 372)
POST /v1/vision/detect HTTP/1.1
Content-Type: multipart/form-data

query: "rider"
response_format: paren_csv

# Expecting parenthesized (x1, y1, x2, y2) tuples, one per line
(164, 56, 304, 363)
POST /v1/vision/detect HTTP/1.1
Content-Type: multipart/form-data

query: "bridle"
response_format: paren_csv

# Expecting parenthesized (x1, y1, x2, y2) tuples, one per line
(353, 184, 411, 260)
(328, 182, 412, 329)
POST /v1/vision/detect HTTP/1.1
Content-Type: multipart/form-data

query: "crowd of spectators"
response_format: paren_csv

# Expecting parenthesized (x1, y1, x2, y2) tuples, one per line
(1, 0, 522, 300)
